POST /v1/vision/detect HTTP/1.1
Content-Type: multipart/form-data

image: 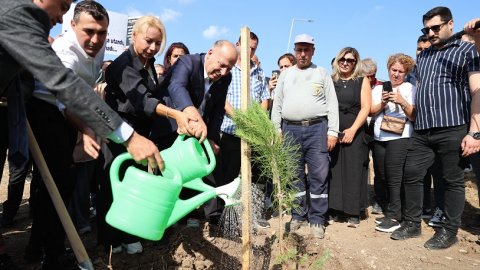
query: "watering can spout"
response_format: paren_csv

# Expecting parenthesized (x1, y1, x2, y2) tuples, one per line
(216, 177, 241, 206)
(167, 177, 241, 227)
(167, 190, 216, 227)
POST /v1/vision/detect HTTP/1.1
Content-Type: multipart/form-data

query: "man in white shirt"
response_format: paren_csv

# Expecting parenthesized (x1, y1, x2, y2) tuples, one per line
(26, 1, 111, 269)
(53, 0, 109, 242)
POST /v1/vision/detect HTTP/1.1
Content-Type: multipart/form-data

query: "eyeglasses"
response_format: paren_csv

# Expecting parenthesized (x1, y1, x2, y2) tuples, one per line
(421, 22, 447, 35)
(338, 57, 356, 64)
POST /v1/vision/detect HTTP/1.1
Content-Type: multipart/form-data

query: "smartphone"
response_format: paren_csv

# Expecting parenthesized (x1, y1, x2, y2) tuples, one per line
(383, 81, 393, 92)
(271, 70, 280, 79)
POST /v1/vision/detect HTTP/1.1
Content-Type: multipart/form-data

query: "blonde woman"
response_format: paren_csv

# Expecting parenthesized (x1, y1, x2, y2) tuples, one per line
(328, 47, 371, 228)
(99, 15, 192, 254)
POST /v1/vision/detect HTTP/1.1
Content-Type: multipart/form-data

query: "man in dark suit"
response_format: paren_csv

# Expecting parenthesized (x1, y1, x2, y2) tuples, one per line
(153, 40, 237, 146)
(152, 40, 237, 221)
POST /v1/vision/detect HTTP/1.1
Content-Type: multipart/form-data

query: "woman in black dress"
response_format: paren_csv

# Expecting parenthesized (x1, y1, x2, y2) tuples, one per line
(328, 47, 371, 228)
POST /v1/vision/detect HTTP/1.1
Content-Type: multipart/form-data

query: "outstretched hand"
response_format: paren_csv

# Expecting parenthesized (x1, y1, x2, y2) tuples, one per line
(83, 127, 100, 159)
(125, 131, 164, 170)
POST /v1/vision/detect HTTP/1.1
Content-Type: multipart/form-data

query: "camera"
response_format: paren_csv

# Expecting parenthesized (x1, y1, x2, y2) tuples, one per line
(271, 70, 280, 79)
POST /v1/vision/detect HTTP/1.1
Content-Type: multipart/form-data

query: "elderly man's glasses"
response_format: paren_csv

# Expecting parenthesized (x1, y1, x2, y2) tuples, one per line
(421, 22, 447, 35)
(338, 57, 356, 64)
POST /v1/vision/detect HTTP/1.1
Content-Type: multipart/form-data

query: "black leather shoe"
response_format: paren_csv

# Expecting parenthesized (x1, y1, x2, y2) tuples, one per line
(424, 227, 458, 250)
(390, 221, 421, 240)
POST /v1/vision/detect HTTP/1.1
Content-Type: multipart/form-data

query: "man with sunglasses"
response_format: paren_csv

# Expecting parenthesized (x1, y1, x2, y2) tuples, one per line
(391, 6, 480, 250)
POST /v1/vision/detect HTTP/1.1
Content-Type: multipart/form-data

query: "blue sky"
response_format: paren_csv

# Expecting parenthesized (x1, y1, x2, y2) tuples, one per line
(52, 0, 479, 80)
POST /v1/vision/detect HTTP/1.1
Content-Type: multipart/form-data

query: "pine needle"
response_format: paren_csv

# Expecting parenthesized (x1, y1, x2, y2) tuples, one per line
(232, 103, 301, 244)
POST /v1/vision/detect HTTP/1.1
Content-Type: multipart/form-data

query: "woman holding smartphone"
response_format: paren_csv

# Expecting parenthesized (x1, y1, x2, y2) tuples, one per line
(370, 53, 416, 233)
(268, 53, 296, 110)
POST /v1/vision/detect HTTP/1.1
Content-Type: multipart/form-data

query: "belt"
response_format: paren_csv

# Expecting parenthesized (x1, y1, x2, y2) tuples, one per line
(283, 116, 326, 127)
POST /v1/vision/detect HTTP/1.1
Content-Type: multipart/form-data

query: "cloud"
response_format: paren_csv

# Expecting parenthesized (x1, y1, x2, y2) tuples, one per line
(160, 9, 181, 22)
(202, 25, 229, 39)
(126, 7, 142, 17)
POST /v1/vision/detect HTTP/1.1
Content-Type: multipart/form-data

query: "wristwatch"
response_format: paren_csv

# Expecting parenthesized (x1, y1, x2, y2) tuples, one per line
(467, 131, 480, 140)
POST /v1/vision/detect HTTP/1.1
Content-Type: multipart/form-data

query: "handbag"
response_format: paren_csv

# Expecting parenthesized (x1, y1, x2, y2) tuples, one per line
(380, 115, 406, 135)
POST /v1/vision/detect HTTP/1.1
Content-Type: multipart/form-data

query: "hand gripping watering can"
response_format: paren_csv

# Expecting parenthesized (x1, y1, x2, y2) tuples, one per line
(160, 134, 217, 192)
(106, 144, 240, 241)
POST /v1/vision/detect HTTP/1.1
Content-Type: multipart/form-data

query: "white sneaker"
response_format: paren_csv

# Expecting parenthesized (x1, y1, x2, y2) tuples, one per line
(123, 242, 143, 254)
(428, 207, 446, 227)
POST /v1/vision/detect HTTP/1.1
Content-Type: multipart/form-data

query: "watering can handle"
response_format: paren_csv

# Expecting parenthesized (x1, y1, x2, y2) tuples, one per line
(201, 138, 216, 173)
(109, 152, 133, 185)
(177, 134, 216, 173)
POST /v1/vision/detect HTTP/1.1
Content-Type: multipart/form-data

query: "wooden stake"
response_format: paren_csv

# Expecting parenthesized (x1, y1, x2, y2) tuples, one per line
(27, 121, 94, 270)
(240, 26, 252, 270)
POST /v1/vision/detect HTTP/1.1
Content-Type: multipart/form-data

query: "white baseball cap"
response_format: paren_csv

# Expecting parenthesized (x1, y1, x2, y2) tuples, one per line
(294, 34, 315, 45)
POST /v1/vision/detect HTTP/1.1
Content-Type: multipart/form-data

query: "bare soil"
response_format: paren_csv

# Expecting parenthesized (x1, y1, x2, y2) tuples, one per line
(1, 163, 480, 269)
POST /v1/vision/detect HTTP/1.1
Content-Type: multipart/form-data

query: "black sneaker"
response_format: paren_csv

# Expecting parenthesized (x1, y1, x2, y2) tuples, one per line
(428, 207, 446, 227)
(424, 227, 458, 250)
(347, 216, 360, 228)
(421, 208, 432, 219)
(371, 202, 383, 215)
(375, 216, 386, 225)
(376, 219, 401, 233)
(390, 221, 421, 240)
(0, 254, 20, 270)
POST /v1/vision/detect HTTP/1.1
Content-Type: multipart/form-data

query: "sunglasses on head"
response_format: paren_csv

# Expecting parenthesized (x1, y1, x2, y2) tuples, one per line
(421, 22, 447, 35)
(338, 57, 356, 64)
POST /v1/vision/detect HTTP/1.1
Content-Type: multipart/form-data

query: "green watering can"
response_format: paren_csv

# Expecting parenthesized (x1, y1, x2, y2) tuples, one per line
(106, 152, 240, 241)
(160, 134, 218, 192)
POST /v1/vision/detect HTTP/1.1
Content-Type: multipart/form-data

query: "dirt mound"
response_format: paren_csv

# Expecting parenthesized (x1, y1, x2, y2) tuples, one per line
(1, 165, 480, 269)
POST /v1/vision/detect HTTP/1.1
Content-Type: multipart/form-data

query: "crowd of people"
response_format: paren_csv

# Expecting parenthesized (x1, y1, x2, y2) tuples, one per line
(0, 1, 480, 269)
